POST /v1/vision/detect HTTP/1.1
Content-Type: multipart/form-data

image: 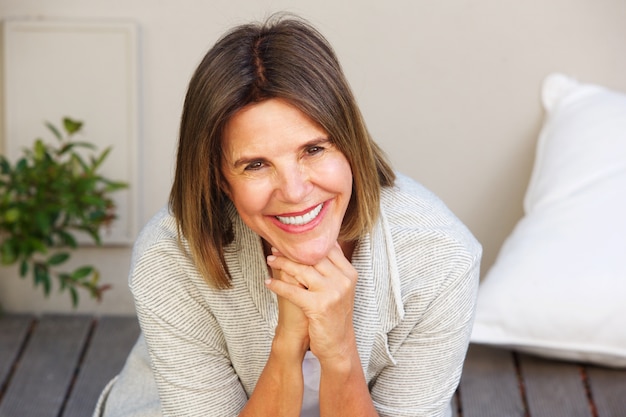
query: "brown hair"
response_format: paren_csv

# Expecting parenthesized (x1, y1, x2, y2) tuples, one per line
(169, 14, 395, 288)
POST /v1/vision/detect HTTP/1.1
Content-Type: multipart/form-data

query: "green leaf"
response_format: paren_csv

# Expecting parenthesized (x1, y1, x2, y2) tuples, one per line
(26, 238, 48, 255)
(58, 142, 74, 156)
(47, 252, 70, 266)
(90, 230, 102, 245)
(69, 286, 79, 307)
(16, 158, 27, 172)
(90, 269, 101, 285)
(92, 147, 112, 170)
(34, 263, 51, 296)
(1, 241, 17, 265)
(3, 208, 20, 223)
(103, 180, 129, 191)
(63, 118, 83, 135)
(68, 141, 97, 151)
(33, 139, 47, 160)
(19, 259, 29, 276)
(35, 211, 51, 235)
(45, 121, 63, 140)
(0, 156, 10, 174)
(80, 195, 106, 206)
(70, 152, 90, 173)
(56, 230, 78, 248)
(71, 266, 94, 280)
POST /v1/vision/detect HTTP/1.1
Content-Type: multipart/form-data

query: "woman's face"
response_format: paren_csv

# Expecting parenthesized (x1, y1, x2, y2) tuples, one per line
(221, 98, 353, 265)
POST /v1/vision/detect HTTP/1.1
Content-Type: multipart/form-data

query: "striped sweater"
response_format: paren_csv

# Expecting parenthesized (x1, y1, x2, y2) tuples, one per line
(95, 173, 481, 417)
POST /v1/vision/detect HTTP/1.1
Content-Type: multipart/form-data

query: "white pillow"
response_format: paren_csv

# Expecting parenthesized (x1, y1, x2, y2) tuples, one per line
(470, 73, 626, 367)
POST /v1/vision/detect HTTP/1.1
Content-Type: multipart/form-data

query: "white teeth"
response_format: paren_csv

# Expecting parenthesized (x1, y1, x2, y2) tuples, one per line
(276, 203, 323, 226)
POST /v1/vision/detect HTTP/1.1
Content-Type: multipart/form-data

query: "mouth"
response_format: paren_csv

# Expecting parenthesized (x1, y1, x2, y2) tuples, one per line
(275, 203, 324, 226)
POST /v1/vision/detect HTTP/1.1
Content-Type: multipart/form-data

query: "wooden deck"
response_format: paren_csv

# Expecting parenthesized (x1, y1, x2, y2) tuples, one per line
(0, 315, 625, 416)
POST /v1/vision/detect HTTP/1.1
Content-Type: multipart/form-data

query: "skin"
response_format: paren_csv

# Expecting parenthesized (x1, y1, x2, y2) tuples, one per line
(221, 98, 379, 416)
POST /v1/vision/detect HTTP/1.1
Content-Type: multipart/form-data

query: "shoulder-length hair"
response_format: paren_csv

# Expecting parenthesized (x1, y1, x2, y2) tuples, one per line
(169, 14, 395, 288)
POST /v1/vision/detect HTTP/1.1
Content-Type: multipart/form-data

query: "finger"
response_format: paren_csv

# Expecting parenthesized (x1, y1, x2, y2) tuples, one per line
(267, 256, 310, 288)
(265, 277, 311, 309)
(270, 256, 339, 294)
(271, 269, 301, 287)
(299, 243, 355, 286)
(267, 254, 314, 280)
(325, 242, 358, 282)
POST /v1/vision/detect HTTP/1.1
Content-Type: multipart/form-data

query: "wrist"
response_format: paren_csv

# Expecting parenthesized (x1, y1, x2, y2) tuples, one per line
(271, 330, 309, 363)
(315, 329, 359, 374)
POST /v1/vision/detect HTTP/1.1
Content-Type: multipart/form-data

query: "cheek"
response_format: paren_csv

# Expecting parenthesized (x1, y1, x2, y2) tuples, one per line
(320, 156, 353, 194)
(228, 180, 271, 220)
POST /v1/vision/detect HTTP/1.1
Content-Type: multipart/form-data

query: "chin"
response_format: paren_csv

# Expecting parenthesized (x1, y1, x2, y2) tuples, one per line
(279, 242, 333, 266)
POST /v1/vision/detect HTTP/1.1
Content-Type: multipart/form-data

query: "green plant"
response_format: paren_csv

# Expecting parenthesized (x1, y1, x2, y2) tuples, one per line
(0, 117, 128, 307)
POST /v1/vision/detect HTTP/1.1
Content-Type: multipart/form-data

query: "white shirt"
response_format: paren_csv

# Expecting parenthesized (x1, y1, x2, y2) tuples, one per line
(301, 351, 321, 416)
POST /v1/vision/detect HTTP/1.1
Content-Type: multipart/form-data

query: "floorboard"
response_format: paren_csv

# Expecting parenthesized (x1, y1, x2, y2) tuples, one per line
(0, 315, 32, 396)
(458, 344, 526, 417)
(62, 316, 140, 417)
(0, 315, 91, 417)
(586, 364, 626, 417)
(519, 353, 592, 417)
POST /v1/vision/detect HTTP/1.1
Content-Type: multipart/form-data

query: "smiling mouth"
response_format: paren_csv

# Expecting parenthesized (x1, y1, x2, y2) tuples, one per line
(275, 203, 324, 226)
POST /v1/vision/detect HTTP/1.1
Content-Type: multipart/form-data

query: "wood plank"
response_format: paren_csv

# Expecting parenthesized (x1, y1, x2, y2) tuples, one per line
(586, 365, 626, 417)
(0, 315, 33, 394)
(458, 344, 526, 417)
(519, 353, 591, 417)
(0, 315, 91, 417)
(62, 315, 140, 417)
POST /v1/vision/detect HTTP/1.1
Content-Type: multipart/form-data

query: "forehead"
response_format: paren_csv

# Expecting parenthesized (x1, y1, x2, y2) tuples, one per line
(221, 98, 327, 155)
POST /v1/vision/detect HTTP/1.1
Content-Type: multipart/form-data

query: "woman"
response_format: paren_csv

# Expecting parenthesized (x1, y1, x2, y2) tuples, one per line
(95, 14, 481, 417)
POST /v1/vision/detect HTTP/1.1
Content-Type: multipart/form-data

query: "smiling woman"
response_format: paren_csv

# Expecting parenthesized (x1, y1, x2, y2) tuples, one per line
(93, 13, 482, 417)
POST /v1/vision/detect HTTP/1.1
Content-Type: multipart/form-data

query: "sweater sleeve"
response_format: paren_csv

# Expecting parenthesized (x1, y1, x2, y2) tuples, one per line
(131, 238, 248, 417)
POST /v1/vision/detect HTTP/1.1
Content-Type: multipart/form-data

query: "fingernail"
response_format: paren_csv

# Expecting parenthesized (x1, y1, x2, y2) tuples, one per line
(264, 278, 272, 286)
(267, 255, 276, 262)
(271, 247, 278, 253)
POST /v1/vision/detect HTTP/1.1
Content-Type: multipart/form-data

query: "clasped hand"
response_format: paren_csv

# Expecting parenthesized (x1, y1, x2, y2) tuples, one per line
(265, 242, 358, 364)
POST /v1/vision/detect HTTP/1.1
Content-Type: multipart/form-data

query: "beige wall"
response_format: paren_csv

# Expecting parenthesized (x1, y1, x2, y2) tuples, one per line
(1, 0, 625, 314)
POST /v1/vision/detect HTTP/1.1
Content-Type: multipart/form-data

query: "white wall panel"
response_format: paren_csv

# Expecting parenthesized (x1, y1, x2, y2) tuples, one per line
(1, 19, 140, 244)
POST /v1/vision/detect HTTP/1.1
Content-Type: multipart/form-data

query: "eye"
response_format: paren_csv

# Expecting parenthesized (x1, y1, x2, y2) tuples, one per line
(306, 145, 325, 155)
(244, 160, 265, 171)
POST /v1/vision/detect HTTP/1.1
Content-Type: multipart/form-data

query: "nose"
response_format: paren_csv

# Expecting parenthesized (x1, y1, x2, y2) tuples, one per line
(275, 164, 312, 203)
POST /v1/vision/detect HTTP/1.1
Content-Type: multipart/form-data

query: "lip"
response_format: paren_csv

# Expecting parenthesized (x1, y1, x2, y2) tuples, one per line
(268, 200, 331, 233)
(274, 203, 322, 218)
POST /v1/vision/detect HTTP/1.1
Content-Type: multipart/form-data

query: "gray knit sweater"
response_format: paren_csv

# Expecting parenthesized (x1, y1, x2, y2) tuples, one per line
(94, 173, 481, 417)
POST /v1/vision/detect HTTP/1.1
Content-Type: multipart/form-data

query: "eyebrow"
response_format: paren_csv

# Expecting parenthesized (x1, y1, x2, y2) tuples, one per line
(230, 137, 332, 168)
